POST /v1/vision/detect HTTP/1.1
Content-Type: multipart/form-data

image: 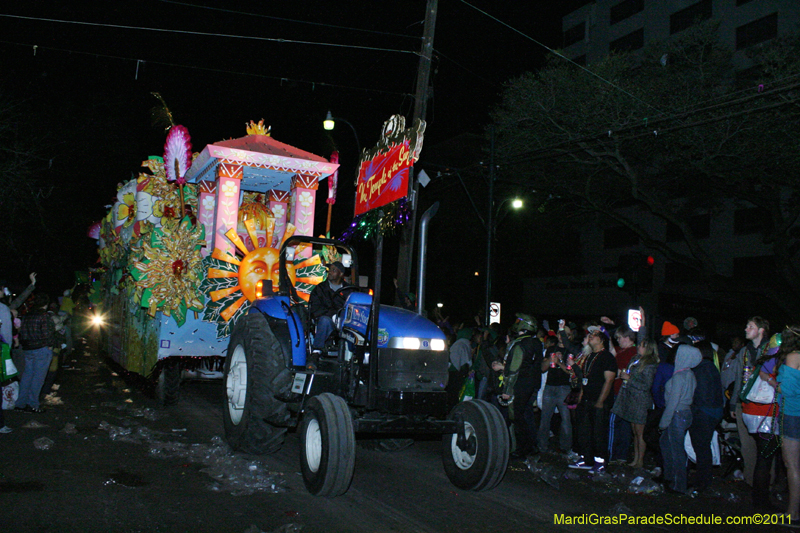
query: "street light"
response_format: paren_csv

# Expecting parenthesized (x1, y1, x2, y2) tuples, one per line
(323, 110, 361, 156)
(485, 196, 523, 326)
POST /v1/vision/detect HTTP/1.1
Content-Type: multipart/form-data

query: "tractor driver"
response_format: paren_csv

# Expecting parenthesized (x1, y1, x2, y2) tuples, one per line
(307, 261, 351, 370)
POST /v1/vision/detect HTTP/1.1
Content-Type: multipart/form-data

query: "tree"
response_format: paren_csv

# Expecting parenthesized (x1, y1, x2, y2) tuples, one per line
(0, 93, 49, 267)
(491, 22, 800, 314)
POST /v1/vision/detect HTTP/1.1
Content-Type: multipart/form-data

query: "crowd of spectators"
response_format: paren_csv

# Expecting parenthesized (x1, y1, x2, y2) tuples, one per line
(1, 273, 87, 432)
(439, 309, 800, 526)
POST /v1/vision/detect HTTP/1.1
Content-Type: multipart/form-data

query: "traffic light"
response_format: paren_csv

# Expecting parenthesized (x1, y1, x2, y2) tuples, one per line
(616, 253, 655, 295)
(616, 253, 639, 295)
(640, 255, 655, 292)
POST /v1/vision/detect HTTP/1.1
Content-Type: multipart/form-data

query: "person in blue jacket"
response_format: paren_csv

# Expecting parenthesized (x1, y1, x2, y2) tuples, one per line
(777, 325, 800, 526)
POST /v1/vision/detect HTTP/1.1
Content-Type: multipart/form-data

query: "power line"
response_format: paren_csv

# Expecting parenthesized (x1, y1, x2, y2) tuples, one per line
(156, 0, 421, 40)
(0, 40, 415, 98)
(503, 94, 800, 169)
(502, 80, 800, 165)
(457, 0, 664, 115)
(0, 13, 418, 55)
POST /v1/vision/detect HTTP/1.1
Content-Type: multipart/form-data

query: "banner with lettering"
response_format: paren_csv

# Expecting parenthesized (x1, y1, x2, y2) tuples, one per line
(355, 141, 411, 216)
(354, 115, 425, 217)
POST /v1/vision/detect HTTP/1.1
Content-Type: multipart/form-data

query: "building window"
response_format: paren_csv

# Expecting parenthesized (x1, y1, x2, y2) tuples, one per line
(670, 0, 712, 35)
(734, 207, 772, 235)
(610, 28, 644, 53)
(564, 22, 586, 47)
(733, 256, 776, 286)
(666, 214, 711, 242)
(736, 13, 778, 50)
(664, 262, 699, 284)
(610, 0, 644, 26)
(603, 225, 639, 249)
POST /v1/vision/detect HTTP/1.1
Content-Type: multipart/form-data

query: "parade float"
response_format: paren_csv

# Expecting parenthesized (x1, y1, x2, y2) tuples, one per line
(95, 119, 339, 402)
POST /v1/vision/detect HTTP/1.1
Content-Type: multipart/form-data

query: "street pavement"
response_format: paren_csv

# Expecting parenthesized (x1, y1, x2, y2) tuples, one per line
(0, 338, 769, 532)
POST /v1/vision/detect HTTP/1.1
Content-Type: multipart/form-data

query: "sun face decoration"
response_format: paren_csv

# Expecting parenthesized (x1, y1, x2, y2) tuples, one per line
(200, 217, 299, 337)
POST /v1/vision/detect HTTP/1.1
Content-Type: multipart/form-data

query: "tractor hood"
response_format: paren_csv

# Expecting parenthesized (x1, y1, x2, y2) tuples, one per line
(376, 305, 447, 349)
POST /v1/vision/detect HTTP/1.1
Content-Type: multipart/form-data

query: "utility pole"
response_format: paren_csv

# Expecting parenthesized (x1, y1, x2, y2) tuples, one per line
(485, 126, 495, 327)
(396, 0, 438, 300)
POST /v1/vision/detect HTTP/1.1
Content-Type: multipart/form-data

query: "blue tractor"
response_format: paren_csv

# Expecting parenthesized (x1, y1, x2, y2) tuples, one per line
(221, 235, 509, 496)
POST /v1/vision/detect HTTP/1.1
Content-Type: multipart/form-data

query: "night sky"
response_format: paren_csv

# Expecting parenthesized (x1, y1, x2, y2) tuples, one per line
(1, 1, 580, 317)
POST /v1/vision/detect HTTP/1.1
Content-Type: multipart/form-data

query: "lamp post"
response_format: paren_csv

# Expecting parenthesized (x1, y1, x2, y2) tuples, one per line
(323, 111, 361, 157)
(323, 111, 362, 235)
(485, 196, 523, 327)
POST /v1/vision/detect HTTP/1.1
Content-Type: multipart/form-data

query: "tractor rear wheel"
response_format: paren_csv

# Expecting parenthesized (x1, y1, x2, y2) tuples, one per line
(223, 313, 293, 454)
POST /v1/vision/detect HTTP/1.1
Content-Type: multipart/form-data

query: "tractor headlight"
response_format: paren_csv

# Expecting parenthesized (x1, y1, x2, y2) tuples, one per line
(399, 337, 421, 350)
(387, 337, 446, 351)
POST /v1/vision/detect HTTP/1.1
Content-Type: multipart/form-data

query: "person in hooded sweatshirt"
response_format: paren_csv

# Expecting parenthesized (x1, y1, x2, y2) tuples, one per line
(659, 344, 702, 494)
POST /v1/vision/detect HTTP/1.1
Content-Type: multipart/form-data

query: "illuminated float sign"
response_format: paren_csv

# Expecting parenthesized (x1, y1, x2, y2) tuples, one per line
(355, 115, 425, 216)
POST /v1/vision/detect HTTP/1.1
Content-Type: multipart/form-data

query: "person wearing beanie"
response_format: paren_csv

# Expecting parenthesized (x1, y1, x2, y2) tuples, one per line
(659, 344, 702, 494)
(661, 321, 680, 337)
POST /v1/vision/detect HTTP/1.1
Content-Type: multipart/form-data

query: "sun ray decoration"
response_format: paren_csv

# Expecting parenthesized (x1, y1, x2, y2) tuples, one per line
(200, 212, 326, 337)
(130, 216, 206, 327)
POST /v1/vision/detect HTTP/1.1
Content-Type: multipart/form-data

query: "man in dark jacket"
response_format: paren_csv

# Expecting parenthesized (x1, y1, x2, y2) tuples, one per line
(16, 293, 54, 413)
(307, 261, 351, 369)
(493, 313, 543, 460)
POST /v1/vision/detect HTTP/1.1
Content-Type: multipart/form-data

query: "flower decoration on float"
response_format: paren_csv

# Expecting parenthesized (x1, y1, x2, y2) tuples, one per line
(140, 156, 198, 230)
(130, 216, 206, 327)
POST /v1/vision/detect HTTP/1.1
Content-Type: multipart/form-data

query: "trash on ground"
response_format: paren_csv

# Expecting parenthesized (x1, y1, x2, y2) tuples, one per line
(44, 393, 63, 405)
(627, 475, 664, 496)
(128, 407, 161, 421)
(148, 436, 288, 495)
(61, 423, 78, 435)
(244, 524, 304, 533)
(33, 437, 55, 450)
(98, 420, 141, 443)
(538, 464, 562, 490)
(608, 502, 633, 516)
(21, 420, 48, 429)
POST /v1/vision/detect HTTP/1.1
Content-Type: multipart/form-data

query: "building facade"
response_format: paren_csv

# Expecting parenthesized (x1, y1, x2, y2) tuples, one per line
(562, 0, 800, 68)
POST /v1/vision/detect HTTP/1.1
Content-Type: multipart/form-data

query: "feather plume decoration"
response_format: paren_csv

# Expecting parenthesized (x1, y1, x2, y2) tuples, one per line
(164, 125, 192, 185)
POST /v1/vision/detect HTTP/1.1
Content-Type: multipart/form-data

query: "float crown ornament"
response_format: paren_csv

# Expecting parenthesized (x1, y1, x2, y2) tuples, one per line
(246, 119, 271, 136)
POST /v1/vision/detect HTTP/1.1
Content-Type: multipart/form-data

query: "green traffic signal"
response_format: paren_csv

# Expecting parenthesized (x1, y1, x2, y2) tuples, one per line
(617, 277, 626, 288)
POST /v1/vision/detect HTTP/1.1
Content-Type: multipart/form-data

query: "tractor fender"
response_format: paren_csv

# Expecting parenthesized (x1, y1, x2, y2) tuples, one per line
(249, 296, 308, 367)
